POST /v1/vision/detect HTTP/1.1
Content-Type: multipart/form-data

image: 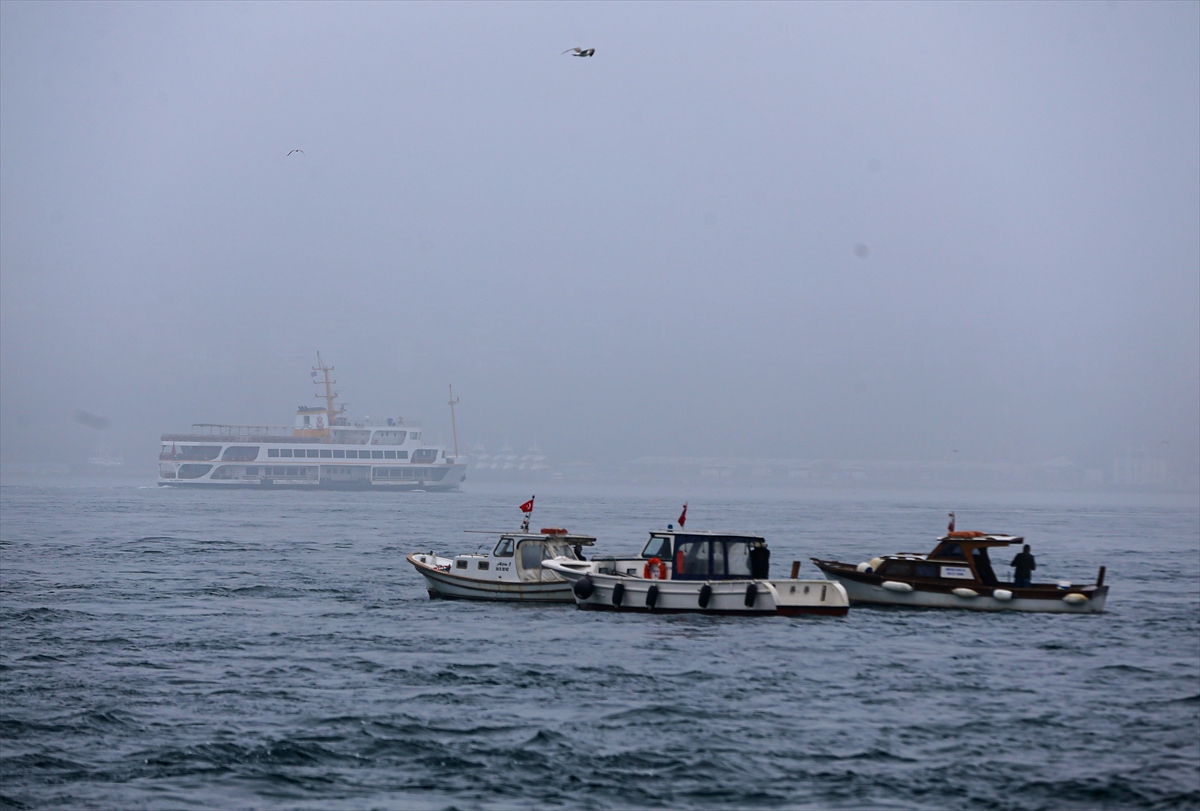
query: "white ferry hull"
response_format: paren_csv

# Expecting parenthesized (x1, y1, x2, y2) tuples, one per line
(159, 470, 466, 492)
(825, 573, 1108, 613)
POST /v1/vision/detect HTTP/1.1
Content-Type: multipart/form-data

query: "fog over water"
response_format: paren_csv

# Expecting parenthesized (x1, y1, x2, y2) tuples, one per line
(2, 2, 1197, 474)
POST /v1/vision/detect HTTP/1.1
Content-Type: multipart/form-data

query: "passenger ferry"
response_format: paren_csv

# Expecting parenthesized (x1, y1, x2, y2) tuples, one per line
(158, 356, 467, 491)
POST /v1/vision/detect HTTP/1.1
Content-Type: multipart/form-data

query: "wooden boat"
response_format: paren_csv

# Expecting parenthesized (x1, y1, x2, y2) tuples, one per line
(811, 531, 1109, 613)
(408, 528, 596, 602)
(542, 529, 849, 616)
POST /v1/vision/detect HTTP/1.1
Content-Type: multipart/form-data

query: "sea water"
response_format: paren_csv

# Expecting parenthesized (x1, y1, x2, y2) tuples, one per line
(1, 483, 1197, 810)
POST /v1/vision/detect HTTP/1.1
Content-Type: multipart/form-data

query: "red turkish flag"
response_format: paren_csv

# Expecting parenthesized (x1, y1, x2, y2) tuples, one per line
(678, 503, 687, 527)
(519, 497, 535, 514)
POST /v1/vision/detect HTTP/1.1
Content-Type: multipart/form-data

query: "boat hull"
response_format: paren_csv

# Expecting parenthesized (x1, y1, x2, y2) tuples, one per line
(822, 570, 1108, 613)
(544, 561, 849, 616)
(159, 478, 462, 492)
(407, 554, 574, 602)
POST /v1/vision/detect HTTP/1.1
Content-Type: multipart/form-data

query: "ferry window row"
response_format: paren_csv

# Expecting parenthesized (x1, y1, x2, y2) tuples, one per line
(267, 448, 409, 459)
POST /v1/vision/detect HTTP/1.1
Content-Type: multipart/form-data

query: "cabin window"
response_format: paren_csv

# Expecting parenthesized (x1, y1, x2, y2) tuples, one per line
(268, 449, 279, 457)
(246, 467, 258, 475)
(307, 449, 320, 458)
(520, 542, 544, 571)
(221, 446, 259, 461)
(494, 537, 515, 557)
(397, 451, 409, 459)
(915, 564, 938, 578)
(544, 542, 576, 560)
(320, 450, 332, 458)
(673, 536, 762, 579)
(280, 449, 293, 458)
(333, 450, 345, 458)
(410, 432, 420, 440)
(412, 448, 438, 463)
(883, 562, 913, 577)
(385, 451, 396, 459)
(642, 535, 672, 560)
(726, 542, 753, 577)
(180, 445, 221, 461)
(477, 561, 490, 570)
(933, 543, 964, 559)
(372, 451, 384, 459)
(455, 560, 468, 569)
(674, 539, 713, 578)
(177, 464, 213, 479)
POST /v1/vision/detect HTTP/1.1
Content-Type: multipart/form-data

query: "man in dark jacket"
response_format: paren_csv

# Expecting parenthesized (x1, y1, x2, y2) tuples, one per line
(1010, 545, 1036, 588)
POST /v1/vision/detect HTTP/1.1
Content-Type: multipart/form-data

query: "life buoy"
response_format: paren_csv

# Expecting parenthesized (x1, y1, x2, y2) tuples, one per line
(643, 557, 668, 579)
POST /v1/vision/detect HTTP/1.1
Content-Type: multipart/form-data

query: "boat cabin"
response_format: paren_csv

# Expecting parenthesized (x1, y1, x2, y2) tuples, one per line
(447, 530, 597, 583)
(859, 533, 1023, 587)
(594, 530, 771, 580)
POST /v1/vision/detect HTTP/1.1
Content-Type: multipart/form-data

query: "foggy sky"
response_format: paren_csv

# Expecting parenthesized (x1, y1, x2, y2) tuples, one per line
(2, 1, 1197, 472)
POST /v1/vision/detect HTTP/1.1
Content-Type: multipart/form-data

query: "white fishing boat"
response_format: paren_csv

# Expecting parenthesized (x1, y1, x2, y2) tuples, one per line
(407, 497, 596, 601)
(408, 530, 595, 602)
(158, 355, 468, 491)
(811, 524, 1109, 613)
(542, 526, 849, 616)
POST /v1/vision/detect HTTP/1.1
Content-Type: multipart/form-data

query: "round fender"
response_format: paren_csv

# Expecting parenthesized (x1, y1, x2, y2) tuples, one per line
(856, 562, 874, 573)
(645, 584, 659, 609)
(992, 589, 1013, 601)
(881, 580, 913, 593)
(952, 588, 978, 598)
(573, 575, 594, 599)
(611, 582, 625, 607)
(698, 584, 713, 608)
(744, 582, 758, 608)
(1062, 592, 1089, 606)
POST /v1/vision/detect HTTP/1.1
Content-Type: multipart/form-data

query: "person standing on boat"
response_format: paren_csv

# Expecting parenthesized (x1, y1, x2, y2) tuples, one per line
(1010, 545, 1036, 588)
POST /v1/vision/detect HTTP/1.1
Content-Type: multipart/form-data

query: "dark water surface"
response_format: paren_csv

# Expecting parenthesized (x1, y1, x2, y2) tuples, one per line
(1, 483, 1197, 810)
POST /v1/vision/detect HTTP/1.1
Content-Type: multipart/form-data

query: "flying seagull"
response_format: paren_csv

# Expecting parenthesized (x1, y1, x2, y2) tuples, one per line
(562, 47, 595, 57)
(287, 149, 305, 156)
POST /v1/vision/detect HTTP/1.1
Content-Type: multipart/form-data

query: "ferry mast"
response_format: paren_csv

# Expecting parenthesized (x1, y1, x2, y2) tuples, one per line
(313, 353, 344, 439)
(448, 385, 460, 459)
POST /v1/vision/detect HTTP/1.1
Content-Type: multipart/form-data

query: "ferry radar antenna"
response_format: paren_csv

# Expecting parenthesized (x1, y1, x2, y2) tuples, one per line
(312, 353, 344, 439)
(448, 385, 460, 459)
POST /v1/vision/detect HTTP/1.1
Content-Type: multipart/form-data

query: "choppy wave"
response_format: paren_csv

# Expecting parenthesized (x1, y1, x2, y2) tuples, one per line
(0, 486, 1196, 810)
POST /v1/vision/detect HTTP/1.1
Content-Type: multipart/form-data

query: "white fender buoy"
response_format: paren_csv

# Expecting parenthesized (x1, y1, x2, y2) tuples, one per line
(1057, 580, 1072, 590)
(856, 562, 873, 573)
(868, 557, 885, 572)
(952, 588, 978, 598)
(992, 589, 1013, 601)
(881, 580, 913, 593)
(1062, 592, 1089, 606)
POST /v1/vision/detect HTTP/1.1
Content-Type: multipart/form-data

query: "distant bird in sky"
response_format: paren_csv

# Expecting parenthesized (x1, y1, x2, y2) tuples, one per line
(562, 47, 595, 57)
(287, 149, 305, 156)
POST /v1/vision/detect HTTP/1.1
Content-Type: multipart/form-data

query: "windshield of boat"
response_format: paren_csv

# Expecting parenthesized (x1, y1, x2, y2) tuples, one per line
(672, 535, 765, 580)
(932, 542, 965, 559)
(641, 535, 672, 559)
(493, 537, 515, 557)
(517, 539, 577, 570)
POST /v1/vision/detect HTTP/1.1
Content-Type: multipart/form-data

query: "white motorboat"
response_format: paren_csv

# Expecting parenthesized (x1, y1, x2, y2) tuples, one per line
(408, 528, 596, 602)
(542, 528, 849, 616)
(811, 529, 1109, 613)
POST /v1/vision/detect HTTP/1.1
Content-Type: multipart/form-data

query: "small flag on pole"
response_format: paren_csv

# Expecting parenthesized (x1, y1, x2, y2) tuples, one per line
(678, 503, 688, 528)
(520, 497, 535, 514)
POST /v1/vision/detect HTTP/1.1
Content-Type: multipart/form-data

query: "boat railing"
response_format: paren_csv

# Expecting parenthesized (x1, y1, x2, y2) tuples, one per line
(190, 424, 295, 437)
